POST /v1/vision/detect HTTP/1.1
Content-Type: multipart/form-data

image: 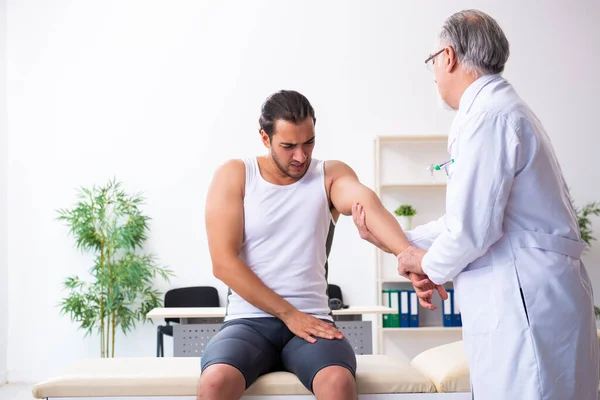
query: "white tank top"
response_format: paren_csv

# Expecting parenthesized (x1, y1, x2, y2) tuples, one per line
(224, 156, 335, 321)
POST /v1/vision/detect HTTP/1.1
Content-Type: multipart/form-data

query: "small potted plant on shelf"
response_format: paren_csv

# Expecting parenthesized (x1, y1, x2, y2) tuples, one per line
(394, 204, 417, 230)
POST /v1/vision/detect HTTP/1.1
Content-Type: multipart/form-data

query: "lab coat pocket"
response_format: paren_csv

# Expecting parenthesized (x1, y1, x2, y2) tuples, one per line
(445, 163, 456, 180)
(454, 265, 499, 335)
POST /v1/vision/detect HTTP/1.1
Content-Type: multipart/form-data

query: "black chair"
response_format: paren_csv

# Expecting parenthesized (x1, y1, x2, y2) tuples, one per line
(328, 283, 349, 310)
(156, 286, 220, 357)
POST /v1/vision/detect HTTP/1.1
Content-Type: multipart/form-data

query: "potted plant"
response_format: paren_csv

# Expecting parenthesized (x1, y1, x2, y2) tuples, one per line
(57, 178, 174, 358)
(394, 204, 417, 230)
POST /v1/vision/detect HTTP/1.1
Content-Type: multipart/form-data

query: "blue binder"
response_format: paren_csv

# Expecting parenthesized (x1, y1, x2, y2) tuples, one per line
(409, 290, 419, 327)
(452, 290, 462, 327)
(399, 290, 410, 327)
(442, 289, 453, 327)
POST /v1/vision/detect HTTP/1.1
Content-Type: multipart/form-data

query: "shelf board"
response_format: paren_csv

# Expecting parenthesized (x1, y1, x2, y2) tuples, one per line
(379, 277, 454, 284)
(382, 327, 462, 332)
(376, 135, 448, 143)
(380, 183, 446, 189)
(379, 277, 411, 283)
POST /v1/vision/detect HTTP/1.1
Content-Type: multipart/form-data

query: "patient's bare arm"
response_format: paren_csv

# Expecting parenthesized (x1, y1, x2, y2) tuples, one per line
(326, 160, 448, 310)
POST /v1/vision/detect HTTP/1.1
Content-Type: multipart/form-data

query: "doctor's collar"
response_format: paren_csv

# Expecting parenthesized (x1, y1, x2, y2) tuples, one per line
(458, 74, 502, 113)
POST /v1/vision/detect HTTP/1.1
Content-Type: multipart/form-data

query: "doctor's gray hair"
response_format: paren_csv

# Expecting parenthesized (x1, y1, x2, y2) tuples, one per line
(438, 10, 510, 77)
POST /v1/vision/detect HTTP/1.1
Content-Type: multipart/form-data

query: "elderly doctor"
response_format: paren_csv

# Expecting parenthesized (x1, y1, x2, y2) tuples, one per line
(353, 9, 599, 400)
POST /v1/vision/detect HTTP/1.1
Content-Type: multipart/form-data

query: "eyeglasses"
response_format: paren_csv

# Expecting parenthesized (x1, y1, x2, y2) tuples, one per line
(424, 49, 444, 72)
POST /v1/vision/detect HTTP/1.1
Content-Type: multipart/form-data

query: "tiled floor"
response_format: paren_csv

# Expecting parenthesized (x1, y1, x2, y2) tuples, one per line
(0, 384, 35, 400)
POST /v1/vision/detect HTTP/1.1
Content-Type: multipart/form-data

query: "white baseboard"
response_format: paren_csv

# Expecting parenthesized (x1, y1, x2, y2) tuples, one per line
(4, 368, 46, 385)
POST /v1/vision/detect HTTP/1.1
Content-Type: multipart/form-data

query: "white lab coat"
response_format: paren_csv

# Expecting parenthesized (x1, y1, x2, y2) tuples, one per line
(406, 74, 599, 399)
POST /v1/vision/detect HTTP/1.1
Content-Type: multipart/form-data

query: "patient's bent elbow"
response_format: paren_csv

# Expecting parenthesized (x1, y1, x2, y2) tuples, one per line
(212, 262, 228, 281)
(212, 258, 238, 283)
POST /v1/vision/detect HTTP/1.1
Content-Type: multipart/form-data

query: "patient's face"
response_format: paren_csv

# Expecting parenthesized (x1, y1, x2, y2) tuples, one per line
(263, 117, 315, 180)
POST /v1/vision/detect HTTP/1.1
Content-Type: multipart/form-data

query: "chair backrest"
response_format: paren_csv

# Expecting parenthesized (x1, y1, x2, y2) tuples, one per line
(327, 283, 343, 303)
(327, 283, 348, 310)
(164, 286, 220, 324)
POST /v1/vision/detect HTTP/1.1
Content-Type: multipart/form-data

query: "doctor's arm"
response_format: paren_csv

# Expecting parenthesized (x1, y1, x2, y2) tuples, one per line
(205, 160, 343, 342)
(419, 113, 519, 284)
(404, 215, 447, 251)
(353, 204, 446, 252)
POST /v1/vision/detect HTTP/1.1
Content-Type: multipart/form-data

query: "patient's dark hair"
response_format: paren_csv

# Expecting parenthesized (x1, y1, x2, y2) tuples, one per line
(258, 90, 316, 139)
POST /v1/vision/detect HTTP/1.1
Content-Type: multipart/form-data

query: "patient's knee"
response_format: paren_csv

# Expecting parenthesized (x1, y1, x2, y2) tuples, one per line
(198, 364, 245, 399)
(312, 365, 356, 397)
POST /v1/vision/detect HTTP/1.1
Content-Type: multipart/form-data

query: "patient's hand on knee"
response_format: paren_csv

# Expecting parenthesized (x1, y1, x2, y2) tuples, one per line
(280, 309, 344, 343)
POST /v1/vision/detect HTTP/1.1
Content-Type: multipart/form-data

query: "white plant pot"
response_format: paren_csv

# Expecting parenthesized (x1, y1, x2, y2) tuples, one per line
(396, 216, 413, 231)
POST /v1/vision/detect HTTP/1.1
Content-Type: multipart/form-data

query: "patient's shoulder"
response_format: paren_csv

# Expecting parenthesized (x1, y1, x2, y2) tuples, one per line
(324, 159, 358, 179)
(210, 158, 246, 193)
(215, 158, 245, 174)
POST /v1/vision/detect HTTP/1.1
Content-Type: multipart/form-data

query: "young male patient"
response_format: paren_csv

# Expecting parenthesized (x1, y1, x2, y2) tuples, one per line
(200, 90, 444, 400)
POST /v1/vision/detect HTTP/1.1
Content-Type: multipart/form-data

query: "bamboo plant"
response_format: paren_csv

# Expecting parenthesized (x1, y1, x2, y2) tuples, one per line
(574, 201, 600, 318)
(576, 201, 600, 247)
(57, 179, 174, 357)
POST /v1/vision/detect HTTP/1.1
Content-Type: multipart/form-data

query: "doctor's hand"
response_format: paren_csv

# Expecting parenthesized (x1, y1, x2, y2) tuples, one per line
(351, 203, 447, 309)
(398, 246, 448, 310)
(407, 273, 448, 310)
(397, 245, 426, 275)
(351, 203, 391, 253)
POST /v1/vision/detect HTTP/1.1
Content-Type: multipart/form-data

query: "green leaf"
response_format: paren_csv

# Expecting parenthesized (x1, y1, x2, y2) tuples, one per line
(57, 178, 175, 356)
(575, 201, 600, 247)
(394, 204, 417, 217)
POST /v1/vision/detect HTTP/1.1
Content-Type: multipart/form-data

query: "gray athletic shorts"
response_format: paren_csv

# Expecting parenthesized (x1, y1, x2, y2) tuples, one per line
(200, 317, 357, 392)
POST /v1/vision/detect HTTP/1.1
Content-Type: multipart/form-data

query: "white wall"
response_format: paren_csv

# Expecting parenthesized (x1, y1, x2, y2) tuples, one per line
(0, 0, 7, 386)
(6, 0, 600, 382)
